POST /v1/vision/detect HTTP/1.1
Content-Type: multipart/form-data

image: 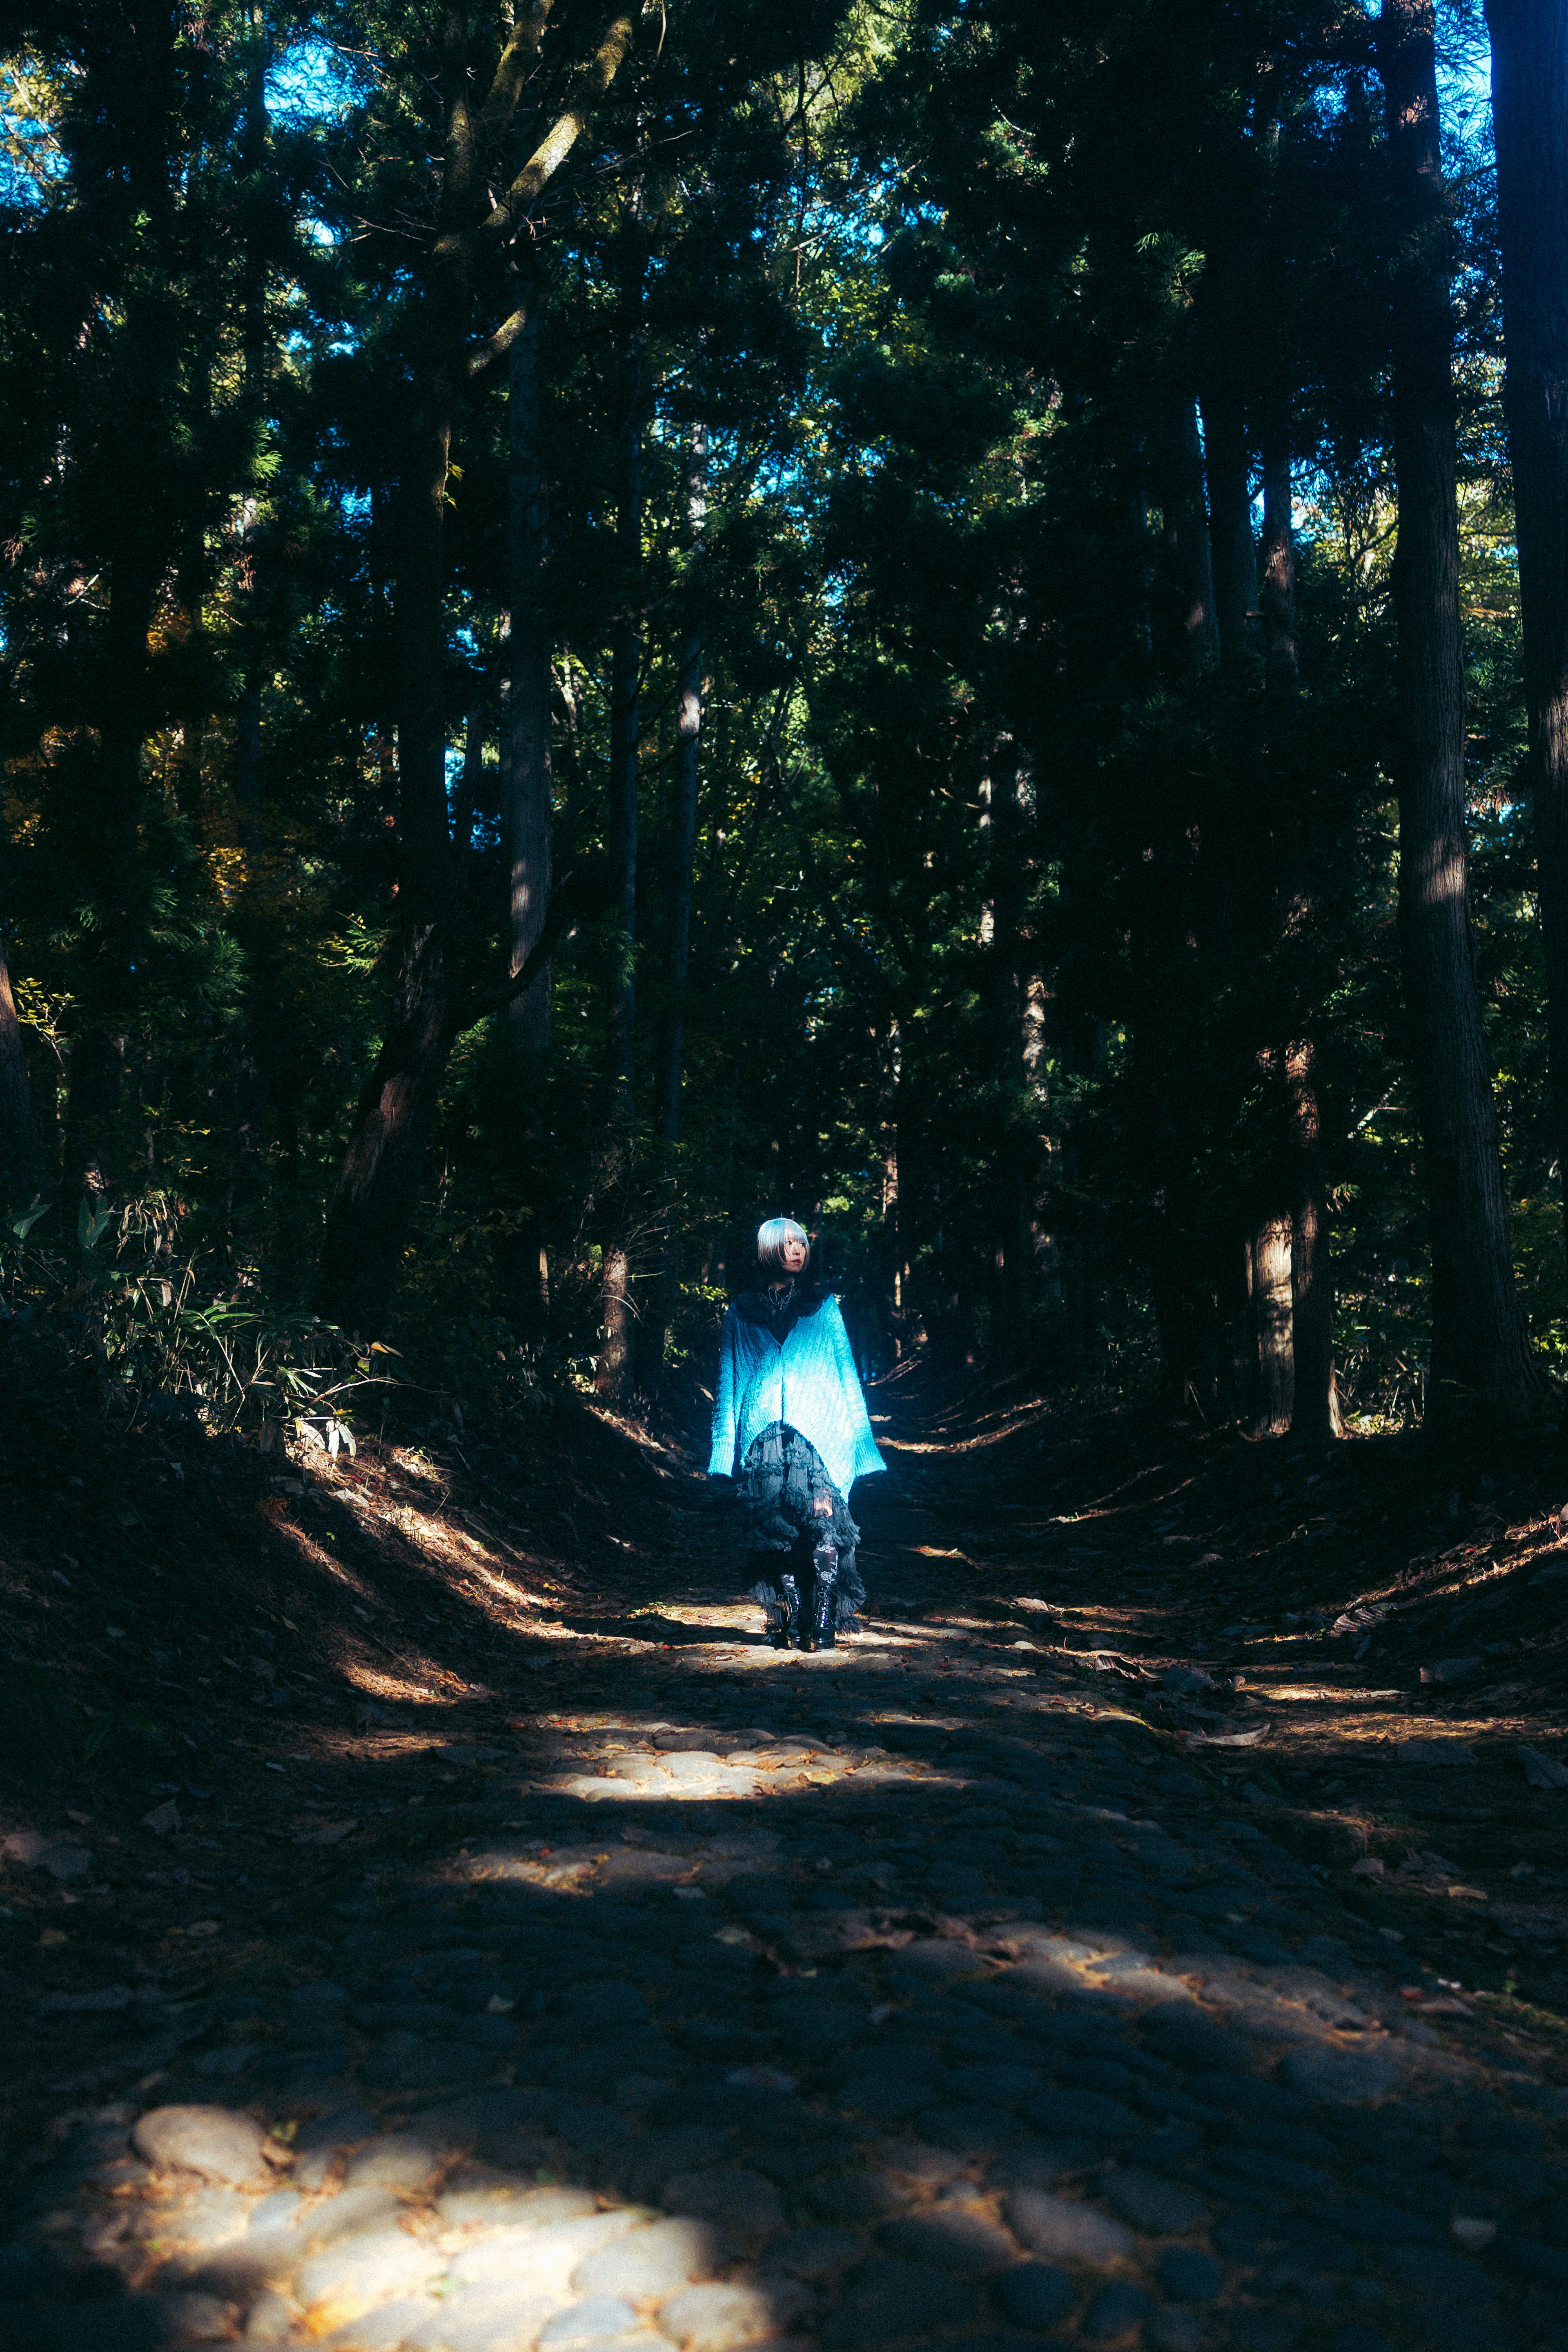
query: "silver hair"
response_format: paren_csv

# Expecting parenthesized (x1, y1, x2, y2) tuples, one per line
(756, 1216, 810, 1271)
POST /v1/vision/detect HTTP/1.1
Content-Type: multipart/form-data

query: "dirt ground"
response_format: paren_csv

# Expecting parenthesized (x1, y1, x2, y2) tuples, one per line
(1, 1361, 1565, 2350)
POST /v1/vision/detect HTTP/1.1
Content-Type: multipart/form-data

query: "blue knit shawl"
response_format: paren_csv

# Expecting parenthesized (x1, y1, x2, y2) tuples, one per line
(708, 1292, 886, 1495)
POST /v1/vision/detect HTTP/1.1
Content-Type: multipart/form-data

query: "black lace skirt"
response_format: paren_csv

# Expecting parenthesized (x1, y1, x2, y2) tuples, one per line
(738, 1421, 865, 1629)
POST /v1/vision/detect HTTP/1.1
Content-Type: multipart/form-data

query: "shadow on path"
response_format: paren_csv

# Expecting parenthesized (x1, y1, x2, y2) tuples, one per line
(1, 1372, 1565, 2352)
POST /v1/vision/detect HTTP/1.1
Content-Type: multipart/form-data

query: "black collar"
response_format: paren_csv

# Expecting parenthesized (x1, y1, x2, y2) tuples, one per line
(733, 1284, 826, 1333)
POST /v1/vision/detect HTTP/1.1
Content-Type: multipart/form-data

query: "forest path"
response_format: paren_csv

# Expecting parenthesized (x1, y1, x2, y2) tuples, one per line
(3, 1371, 1567, 2352)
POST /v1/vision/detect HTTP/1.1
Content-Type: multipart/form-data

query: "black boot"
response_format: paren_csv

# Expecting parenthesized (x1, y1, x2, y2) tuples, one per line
(805, 1540, 839, 1650)
(770, 1573, 802, 1650)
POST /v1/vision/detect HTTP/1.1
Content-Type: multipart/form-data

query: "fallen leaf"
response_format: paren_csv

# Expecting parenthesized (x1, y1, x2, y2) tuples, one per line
(1518, 1744, 1568, 1791)
(142, 1800, 181, 1837)
(4, 1832, 93, 1880)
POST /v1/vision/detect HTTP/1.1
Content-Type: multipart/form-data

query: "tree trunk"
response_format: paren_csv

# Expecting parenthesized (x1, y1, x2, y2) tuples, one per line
(503, 263, 553, 1064)
(314, 923, 457, 1334)
(1249, 1214, 1294, 1434)
(1258, 446, 1300, 696)
(1381, 0, 1538, 1412)
(0, 945, 45, 1209)
(1485, 0, 1568, 1278)
(234, 3, 269, 855)
(655, 419, 708, 1150)
(598, 189, 647, 1403)
(1287, 1040, 1341, 1441)
(1156, 394, 1220, 678)
(316, 382, 460, 1334)
(597, 1244, 633, 1400)
(642, 419, 709, 1395)
(1260, 433, 1339, 1441)
(1201, 383, 1257, 666)
(607, 196, 646, 1120)
(980, 739, 1036, 1365)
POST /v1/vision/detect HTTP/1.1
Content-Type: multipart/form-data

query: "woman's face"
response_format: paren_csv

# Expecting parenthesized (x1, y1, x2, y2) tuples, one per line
(771, 1232, 809, 1276)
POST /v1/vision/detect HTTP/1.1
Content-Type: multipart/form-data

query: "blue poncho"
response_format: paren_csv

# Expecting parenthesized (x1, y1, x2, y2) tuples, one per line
(708, 1290, 886, 1496)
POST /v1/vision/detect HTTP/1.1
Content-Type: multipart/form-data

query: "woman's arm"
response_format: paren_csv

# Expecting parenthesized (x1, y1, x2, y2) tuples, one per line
(707, 1307, 741, 1477)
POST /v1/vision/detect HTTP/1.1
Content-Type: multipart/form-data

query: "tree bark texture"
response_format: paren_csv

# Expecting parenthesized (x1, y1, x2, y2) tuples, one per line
(1485, 0, 1568, 1272)
(1248, 1214, 1295, 1434)
(596, 1244, 633, 1399)
(504, 269, 553, 1064)
(1381, 0, 1537, 1409)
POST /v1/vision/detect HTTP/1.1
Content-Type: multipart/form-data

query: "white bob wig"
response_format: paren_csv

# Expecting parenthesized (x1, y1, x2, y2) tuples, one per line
(756, 1216, 810, 1271)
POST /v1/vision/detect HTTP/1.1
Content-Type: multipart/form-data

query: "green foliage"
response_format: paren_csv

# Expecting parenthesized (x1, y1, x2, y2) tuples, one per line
(0, 0, 1561, 1438)
(0, 1192, 381, 1443)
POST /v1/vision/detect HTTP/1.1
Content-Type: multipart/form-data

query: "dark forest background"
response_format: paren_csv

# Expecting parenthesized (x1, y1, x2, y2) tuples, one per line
(3, 0, 1568, 1450)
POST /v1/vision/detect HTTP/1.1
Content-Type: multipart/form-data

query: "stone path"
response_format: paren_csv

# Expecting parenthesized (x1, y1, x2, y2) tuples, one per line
(4, 1399, 1567, 2352)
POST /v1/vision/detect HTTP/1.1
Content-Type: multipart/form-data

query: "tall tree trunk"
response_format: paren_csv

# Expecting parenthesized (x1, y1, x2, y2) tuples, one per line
(1201, 382, 1257, 666)
(980, 739, 1036, 1365)
(1259, 428, 1340, 1441)
(655, 419, 708, 1150)
(598, 183, 646, 1403)
(0, 944, 45, 1209)
(1485, 0, 1568, 1278)
(597, 1244, 633, 1401)
(503, 260, 552, 1065)
(1287, 1039, 1340, 1439)
(1248, 1213, 1294, 1434)
(65, 522, 159, 1203)
(607, 196, 646, 1120)
(234, 0, 269, 848)
(641, 419, 709, 1395)
(1156, 395, 1220, 678)
(316, 390, 461, 1334)
(1381, 0, 1537, 1411)
(1258, 446, 1300, 697)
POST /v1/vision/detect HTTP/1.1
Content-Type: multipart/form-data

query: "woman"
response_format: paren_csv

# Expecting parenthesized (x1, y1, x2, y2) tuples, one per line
(708, 1218, 886, 1649)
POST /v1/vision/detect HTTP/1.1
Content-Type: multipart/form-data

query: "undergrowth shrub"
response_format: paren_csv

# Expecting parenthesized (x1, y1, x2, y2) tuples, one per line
(0, 1192, 384, 1448)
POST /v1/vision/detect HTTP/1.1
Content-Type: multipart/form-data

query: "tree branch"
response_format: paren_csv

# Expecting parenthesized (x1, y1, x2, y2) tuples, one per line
(482, 9, 637, 238)
(450, 862, 605, 1032)
(474, 0, 555, 154)
(465, 295, 533, 376)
